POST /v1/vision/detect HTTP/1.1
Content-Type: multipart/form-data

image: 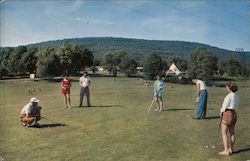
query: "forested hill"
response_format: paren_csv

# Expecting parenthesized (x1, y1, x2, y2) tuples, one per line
(6, 37, 250, 61)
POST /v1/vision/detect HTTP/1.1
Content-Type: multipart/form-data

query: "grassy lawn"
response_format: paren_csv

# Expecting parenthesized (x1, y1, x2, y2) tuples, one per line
(0, 77, 249, 161)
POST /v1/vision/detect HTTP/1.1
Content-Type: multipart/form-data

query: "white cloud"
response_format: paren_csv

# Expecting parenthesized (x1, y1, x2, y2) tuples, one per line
(72, 0, 87, 11)
(75, 17, 83, 21)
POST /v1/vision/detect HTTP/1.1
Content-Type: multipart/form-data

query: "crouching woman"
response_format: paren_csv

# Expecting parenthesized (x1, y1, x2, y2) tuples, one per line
(20, 97, 42, 127)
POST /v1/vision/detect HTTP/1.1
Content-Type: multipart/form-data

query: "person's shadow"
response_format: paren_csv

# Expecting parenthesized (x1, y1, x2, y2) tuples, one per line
(38, 123, 67, 128)
(233, 147, 250, 154)
(204, 116, 220, 120)
(90, 105, 120, 108)
(165, 108, 193, 111)
(71, 105, 120, 108)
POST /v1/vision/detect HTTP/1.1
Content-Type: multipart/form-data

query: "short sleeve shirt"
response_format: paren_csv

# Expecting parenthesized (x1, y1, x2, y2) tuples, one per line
(196, 80, 207, 90)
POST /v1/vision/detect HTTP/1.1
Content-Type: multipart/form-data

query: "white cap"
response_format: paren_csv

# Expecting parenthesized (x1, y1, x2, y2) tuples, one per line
(30, 97, 39, 103)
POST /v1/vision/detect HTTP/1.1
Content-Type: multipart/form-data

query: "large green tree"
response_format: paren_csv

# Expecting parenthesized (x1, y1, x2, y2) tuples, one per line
(101, 51, 138, 74)
(0, 48, 13, 77)
(36, 47, 62, 77)
(189, 48, 218, 79)
(101, 51, 128, 69)
(240, 62, 250, 77)
(101, 53, 115, 69)
(224, 57, 242, 78)
(56, 43, 93, 73)
(143, 53, 163, 79)
(7, 46, 27, 74)
(124, 58, 138, 73)
(19, 48, 38, 74)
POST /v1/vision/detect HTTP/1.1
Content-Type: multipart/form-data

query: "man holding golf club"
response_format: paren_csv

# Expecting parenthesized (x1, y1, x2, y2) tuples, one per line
(192, 78, 207, 119)
(20, 97, 41, 127)
(153, 74, 167, 112)
(218, 82, 239, 156)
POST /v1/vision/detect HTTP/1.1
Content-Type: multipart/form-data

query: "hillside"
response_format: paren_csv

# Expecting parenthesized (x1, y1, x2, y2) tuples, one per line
(3, 37, 250, 61)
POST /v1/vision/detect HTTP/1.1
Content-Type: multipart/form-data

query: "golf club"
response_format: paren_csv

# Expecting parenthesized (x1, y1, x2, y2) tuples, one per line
(205, 116, 222, 149)
(147, 98, 156, 112)
(41, 116, 66, 126)
(214, 116, 222, 148)
(147, 88, 162, 112)
(187, 104, 197, 118)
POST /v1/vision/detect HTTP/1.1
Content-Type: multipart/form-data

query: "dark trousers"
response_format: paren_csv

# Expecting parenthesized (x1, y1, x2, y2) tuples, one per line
(80, 87, 90, 107)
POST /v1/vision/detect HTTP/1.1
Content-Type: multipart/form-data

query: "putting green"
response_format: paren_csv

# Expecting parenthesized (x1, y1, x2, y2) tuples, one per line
(0, 77, 249, 161)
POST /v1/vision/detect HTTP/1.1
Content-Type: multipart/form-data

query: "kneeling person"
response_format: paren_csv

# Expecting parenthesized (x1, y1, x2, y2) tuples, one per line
(20, 97, 41, 127)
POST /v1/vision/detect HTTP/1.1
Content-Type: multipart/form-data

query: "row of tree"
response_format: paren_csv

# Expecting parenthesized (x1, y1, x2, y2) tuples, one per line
(142, 48, 249, 79)
(0, 44, 93, 77)
(100, 48, 249, 79)
(100, 51, 138, 73)
(0, 45, 249, 80)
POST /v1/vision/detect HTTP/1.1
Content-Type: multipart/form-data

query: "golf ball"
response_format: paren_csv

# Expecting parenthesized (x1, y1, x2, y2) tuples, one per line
(211, 145, 215, 149)
(205, 145, 208, 148)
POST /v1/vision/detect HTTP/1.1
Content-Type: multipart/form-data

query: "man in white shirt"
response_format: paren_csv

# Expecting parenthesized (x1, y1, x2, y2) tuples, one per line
(192, 78, 208, 119)
(79, 72, 91, 107)
(20, 97, 41, 127)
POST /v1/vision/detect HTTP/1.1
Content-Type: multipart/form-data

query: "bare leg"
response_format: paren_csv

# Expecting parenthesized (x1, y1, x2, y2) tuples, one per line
(158, 97, 163, 111)
(155, 97, 160, 111)
(221, 123, 229, 151)
(219, 123, 230, 155)
(67, 94, 71, 108)
(64, 95, 68, 108)
(228, 124, 236, 153)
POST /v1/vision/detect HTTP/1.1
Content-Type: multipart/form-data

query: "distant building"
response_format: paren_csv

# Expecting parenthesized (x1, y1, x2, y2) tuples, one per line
(136, 67, 143, 73)
(235, 48, 244, 52)
(96, 66, 105, 71)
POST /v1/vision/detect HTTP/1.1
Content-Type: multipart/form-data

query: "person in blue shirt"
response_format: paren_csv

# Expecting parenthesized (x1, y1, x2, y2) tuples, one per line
(154, 74, 167, 112)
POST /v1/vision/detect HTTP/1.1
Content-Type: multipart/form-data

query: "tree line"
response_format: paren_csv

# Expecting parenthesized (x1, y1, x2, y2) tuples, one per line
(0, 43, 93, 77)
(141, 48, 249, 79)
(100, 48, 249, 80)
(0, 44, 249, 80)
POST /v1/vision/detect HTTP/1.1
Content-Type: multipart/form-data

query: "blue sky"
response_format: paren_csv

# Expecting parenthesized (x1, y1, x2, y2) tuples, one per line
(0, 0, 250, 51)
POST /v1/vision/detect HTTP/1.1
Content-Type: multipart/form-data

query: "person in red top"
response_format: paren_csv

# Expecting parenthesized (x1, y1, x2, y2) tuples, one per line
(61, 74, 71, 108)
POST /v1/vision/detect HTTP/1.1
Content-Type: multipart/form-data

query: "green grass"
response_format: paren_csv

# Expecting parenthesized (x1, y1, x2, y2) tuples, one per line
(0, 77, 249, 161)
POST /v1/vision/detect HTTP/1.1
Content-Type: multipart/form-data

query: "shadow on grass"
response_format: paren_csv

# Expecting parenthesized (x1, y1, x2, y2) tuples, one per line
(205, 116, 220, 120)
(165, 108, 193, 111)
(38, 123, 67, 128)
(233, 147, 250, 154)
(91, 105, 121, 108)
(72, 105, 121, 108)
